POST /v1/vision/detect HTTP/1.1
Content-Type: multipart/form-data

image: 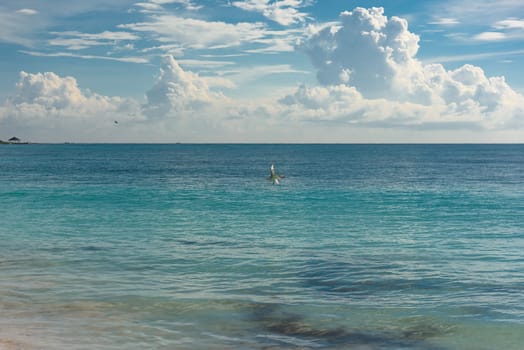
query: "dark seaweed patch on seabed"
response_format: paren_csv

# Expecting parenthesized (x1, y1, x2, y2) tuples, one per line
(79, 245, 110, 251)
(250, 303, 451, 349)
(297, 258, 451, 297)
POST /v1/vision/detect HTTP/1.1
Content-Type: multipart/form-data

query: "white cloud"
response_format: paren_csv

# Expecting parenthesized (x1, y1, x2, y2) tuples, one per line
(287, 7, 524, 130)
(473, 18, 524, 42)
(246, 36, 296, 53)
(124, 4, 307, 55)
(473, 31, 507, 41)
(428, 1, 524, 43)
(300, 7, 421, 99)
(423, 48, 524, 64)
(156, 59, 237, 88)
(133, 0, 201, 13)
(48, 38, 99, 50)
(0, 9, 44, 46)
(280, 84, 364, 118)
(473, 18, 524, 41)
(232, 0, 310, 26)
(8, 72, 116, 111)
(16, 8, 38, 15)
(149, 0, 201, 10)
(48, 30, 140, 50)
(222, 64, 310, 87)
(177, 59, 236, 68)
(20, 50, 149, 64)
(494, 19, 524, 30)
(0, 1, 138, 47)
(121, 15, 267, 49)
(143, 55, 230, 118)
(434, 0, 524, 24)
(134, 2, 163, 12)
(141, 44, 185, 56)
(429, 17, 459, 26)
(0, 71, 141, 141)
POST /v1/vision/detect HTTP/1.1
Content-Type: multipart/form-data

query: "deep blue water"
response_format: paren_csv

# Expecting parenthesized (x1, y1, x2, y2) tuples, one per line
(0, 144, 523, 349)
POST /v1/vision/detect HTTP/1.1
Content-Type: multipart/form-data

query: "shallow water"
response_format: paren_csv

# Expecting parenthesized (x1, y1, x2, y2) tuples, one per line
(1, 144, 523, 349)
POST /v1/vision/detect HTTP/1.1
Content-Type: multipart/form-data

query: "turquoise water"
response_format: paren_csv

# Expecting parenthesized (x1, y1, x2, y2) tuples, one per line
(1, 144, 523, 349)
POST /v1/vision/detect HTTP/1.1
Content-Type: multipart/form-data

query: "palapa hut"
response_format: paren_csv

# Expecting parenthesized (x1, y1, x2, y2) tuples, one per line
(8, 137, 21, 143)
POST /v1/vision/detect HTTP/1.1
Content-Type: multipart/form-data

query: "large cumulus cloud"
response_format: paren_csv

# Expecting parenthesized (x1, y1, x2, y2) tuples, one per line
(143, 55, 229, 118)
(301, 7, 420, 99)
(0, 71, 140, 141)
(287, 7, 524, 129)
(8, 71, 131, 114)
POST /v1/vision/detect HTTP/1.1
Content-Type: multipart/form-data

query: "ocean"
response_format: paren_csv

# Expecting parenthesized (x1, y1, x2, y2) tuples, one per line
(0, 144, 523, 349)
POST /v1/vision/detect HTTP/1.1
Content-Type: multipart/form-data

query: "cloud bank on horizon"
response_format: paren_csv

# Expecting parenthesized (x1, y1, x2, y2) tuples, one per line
(1, 3, 523, 142)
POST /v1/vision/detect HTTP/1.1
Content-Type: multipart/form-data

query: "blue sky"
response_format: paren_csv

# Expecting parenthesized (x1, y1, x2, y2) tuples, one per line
(1, 0, 523, 142)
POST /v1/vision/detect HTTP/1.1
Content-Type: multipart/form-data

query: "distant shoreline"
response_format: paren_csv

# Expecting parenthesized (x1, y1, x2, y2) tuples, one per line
(0, 142, 523, 145)
(0, 141, 30, 145)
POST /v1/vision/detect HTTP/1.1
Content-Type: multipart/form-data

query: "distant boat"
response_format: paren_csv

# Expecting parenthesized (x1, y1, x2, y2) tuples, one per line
(268, 163, 284, 185)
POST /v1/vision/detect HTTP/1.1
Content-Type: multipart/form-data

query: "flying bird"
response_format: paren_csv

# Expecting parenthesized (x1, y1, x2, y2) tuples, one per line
(268, 163, 284, 185)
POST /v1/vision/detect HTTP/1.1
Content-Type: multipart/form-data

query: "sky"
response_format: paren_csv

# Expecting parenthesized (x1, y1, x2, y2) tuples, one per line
(1, 0, 523, 143)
